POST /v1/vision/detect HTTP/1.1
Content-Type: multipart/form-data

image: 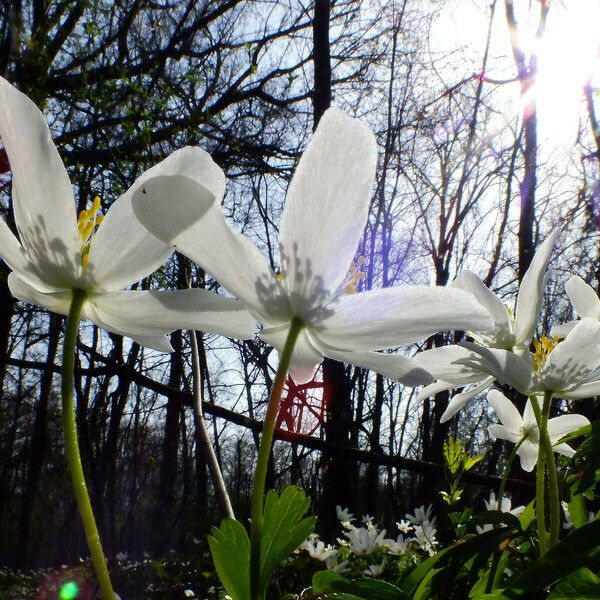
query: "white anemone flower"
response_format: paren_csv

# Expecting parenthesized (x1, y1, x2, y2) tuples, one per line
(301, 537, 337, 562)
(551, 275, 600, 338)
(487, 390, 589, 471)
(476, 491, 525, 534)
(0, 77, 256, 349)
(132, 109, 493, 383)
(416, 229, 560, 420)
(345, 525, 387, 555)
(459, 318, 600, 399)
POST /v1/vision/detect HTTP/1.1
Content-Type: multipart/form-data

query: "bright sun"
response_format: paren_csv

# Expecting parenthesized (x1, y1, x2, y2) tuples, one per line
(522, 0, 600, 145)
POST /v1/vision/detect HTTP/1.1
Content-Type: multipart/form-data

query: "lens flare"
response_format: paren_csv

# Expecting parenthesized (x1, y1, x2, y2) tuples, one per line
(59, 580, 79, 600)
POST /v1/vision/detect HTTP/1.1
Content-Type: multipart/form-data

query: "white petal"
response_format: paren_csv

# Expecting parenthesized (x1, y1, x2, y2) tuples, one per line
(457, 342, 535, 395)
(547, 414, 590, 442)
(260, 324, 323, 385)
(129, 334, 175, 353)
(416, 380, 456, 402)
(440, 378, 493, 422)
(487, 389, 523, 431)
(542, 318, 600, 392)
(550, 320, 577, 339)
(523, 398, 537, 424)
(0, 219, 58, 292)
(415, 345, 489, 384)
(131, 152, 283, 321)
(562, 378, 600, 399)
(8, 272, 71, 315)
(312, 336, 433, 386)
(553, 442, 576, 459)
(86, 151, 209, 290)
(517, 441, 539, 472)
(316, 286, 493, 351)
(489, 424, 522, 445)
(566, 275, 600, 319)
(0, 76, 80, 285)
(452, 271, 513, 345)
(513, 229, 560, 345)
(89, 288, 257, 340)
(278, 109, 377, 312)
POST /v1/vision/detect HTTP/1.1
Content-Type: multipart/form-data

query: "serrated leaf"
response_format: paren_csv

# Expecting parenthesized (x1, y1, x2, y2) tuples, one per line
(207, 518, 250, 600)
(260, 485, 316, 590)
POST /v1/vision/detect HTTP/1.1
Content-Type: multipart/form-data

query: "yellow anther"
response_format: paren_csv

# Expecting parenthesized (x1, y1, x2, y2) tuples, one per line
(78, 209, 88, 222)
(95, 215, 104, 226)
(82, 221, 94, 240)
(81, 253, 89, 269)
(533, 334, 558, 373)
(343, 256, 367, 295)
(277, 272, 283, 281)
(90, 196, 102, 216)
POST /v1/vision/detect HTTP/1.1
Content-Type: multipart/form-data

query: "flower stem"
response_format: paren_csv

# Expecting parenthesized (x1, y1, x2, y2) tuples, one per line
(530, 395, 548, 555)
(249, 317, 303, 600)
(62, 289, 115, 599)
(485, 436, 525, 593)
(539, 390, 560, 548)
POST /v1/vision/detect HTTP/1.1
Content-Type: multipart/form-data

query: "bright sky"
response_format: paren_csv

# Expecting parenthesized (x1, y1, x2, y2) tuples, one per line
(431, 0, 600, 151)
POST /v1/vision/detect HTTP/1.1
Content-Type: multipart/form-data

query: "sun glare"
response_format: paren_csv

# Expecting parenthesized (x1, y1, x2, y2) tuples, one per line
(532, 0, 600, 145)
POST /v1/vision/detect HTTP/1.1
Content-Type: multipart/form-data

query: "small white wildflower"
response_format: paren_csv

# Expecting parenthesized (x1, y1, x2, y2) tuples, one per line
(184, 590, 194, 598)
(396, 519, 412, 534)
(336, 506, 354, 523)
(386, 534, 410, 556)
(364, 559, 386, 577)
(406, 505, 435, 527)
(302, 538, 337, 562)
(345, 526, 387, 555)
(326, 557, 350, 573)
(116, 552, 128, 562)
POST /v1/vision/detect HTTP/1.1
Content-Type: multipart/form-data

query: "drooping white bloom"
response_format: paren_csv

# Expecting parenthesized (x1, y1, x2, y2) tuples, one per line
(302, 536, 337, 561)
(461, 319, 600, 400)
(345, 525, 387, 555)
(415, 230, 560, 421)
(476, 491, 525, 534)
(0, 77, 256, 350)
(133, 109, 493, 384)
(551, 275, 600, 338)
(487, 390, 589, 471)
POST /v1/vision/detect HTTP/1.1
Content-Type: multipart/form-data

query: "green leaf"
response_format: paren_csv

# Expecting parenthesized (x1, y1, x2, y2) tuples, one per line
(548, 568, 600, 599)
(260, 485, 316, 590)
(312, 570, 350, 593)
(312, 572, 404, 600)
(517, 500, 536, 531)
(207, 518, 250, 600)
(567, 495, 588, 529)
(470, 510, 522, 531)
(399, 528, 515, 599)
(498, 519, 600, 598)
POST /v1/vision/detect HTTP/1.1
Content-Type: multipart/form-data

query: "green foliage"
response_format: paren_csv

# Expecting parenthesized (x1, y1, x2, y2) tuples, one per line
(208, 486, 314, 600)
(207, 519, 251, 600)
(312, 570, 405, 600)
(442, 436, 484, 508)
(547, 568, 600, 599)
(259, 486, 316, 591)
(498, 519, 600, 598)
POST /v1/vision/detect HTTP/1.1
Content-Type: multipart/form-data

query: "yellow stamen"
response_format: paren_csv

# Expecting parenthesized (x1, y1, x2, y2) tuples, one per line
(533, 334, 558, 373)
(81, 253, 89, 269)
(344, 256, 366, 295)
(78, 195, 104, 268)
(82, 221, 94, 240)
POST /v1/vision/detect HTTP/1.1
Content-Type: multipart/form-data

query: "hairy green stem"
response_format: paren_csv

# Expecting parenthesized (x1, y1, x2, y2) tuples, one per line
(62, 289, 115, 599)
(249, 317, 303, 600)
(530, 395, 548, 555)
(485, 436, 525, 593)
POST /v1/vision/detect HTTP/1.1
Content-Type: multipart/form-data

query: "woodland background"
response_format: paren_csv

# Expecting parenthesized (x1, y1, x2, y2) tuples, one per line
(0, 0, 599, 570)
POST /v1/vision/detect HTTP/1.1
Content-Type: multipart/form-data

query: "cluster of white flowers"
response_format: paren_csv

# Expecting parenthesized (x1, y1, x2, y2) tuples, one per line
(301, 505, 439, 579)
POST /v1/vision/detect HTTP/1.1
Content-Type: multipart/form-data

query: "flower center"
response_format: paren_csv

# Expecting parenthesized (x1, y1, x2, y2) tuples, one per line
(533, 334, 558, 373)
(520, 421, 539, 443)
(343, 256, 366, 295)
(77, 196, 104, 268)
